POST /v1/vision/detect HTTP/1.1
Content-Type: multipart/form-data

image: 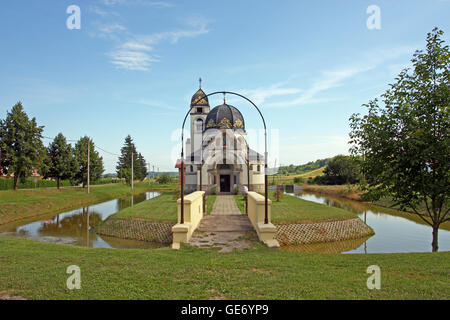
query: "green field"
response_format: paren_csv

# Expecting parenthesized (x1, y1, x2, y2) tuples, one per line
(0, 236, 448, 300)
(269, 192, 357, 224)
(234, 194, 246, 214)
(0, 183, 177, 226)
(109, 192, 178, 223)
(107, 192, 217, 223)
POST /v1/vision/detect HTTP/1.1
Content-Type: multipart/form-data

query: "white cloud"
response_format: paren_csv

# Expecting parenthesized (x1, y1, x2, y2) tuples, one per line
(108, 18, 209, 71)
(239, 44, 418, 109)
(132, 99, 179, 110)
(241, 82, 301, 105)
(108, 49, 158, 71)
(266, 66, 374, 108)
(98, 23, 127, 34)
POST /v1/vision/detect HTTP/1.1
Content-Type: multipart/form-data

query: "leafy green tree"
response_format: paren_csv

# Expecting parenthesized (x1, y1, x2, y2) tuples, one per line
(47, 133, 78, 189)
(74, 136, 104, 187)
(0, 102, 45, 190)
(157, 173, 171, 184)
(349, 28, 449, 252)
(116, 135, 147, 184)
(323, 155, 360, 185)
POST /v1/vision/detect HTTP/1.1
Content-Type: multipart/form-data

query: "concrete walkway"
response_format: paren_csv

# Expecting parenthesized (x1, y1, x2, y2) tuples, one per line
(189, 195, 256, 253)
(210, 195, 242, 215)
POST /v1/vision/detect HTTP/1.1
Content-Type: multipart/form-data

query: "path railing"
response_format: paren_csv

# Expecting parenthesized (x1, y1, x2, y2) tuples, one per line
(172, 191, 205, 249)
(246, 191, 279, 248)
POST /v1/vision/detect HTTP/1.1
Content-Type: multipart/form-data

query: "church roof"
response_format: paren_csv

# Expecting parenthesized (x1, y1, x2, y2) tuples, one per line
(204, 103, 245, 131)
(190, 88, 209, 107)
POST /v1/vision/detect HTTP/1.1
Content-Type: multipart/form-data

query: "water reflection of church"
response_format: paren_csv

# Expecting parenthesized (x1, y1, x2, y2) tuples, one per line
(184, 81, 265, 194)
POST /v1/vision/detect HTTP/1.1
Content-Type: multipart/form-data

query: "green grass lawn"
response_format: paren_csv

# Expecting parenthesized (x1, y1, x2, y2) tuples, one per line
(108, 192, 217, 222)
(109, 192, 177, 223)
(0, 236, 448, 299)
(0, 183, 169, 226)
(234, 194, 246, 214)
(268, 192, 357, 224)
(206, 194, 216, 214)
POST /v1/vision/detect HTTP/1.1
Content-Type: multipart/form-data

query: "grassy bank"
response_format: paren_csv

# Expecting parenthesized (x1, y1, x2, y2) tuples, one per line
(269, 192, 357, 224)
(108, 192, 178, 223)
(0, 183, 171, 226)
(0, 236, 448, 299)
(301, 184, 363, 201)
(106, 192, 217, 223)
(270, 167, 325, 184)
(234, 194, 246, 214)
(206, 194, 216, 214)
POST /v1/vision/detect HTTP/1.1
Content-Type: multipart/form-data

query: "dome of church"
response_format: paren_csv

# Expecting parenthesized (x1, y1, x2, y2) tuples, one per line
(204, 103, 245, 131)
(191, 88, 209, 107)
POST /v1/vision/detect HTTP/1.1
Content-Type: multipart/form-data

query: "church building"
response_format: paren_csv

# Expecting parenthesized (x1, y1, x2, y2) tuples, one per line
(184, 81, 265, 194)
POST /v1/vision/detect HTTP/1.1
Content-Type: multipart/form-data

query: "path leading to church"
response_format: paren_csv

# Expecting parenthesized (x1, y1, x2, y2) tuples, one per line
(189, 195, 257, 253)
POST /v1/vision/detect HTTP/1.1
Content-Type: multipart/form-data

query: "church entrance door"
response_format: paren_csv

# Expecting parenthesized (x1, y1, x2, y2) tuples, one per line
(220, 175, 230, 193)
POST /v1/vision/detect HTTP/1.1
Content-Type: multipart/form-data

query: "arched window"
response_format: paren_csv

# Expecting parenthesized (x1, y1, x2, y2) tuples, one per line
(195, 118, 203, 132)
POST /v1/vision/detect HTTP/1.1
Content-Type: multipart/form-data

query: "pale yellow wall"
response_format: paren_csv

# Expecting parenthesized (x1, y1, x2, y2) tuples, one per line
(247, 191, 279, 248)
(172, 191, 205, 249)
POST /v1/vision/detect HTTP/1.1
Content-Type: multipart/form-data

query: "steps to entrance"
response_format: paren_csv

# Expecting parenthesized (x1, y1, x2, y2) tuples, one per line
(196, 215, 253, 232)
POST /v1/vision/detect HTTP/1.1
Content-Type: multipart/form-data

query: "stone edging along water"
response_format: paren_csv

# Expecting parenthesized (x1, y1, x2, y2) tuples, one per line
(96, 219, 175, 244)
(96, 217, 373, 247)
(275, 218, 374, 246)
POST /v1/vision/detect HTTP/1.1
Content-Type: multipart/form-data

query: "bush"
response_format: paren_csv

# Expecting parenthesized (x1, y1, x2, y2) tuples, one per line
(293, 177, 304, 184)
(157, 174, 172, 184)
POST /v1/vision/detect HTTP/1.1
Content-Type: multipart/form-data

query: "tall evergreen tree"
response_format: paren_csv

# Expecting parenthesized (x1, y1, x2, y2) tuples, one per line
(0, 102, 45, 190)
(74, 136, 104, 187)
(137, 153, 148, 180)
(116, 135, 147, 183)
(47, 133, 78, 189)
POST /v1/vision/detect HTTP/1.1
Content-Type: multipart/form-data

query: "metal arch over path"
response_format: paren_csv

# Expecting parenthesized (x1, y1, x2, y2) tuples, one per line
(179, 90, 269, 225)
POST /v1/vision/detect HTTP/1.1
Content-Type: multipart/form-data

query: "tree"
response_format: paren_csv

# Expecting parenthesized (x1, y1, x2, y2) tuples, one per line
(74, 136, 104, 187)
(349, 28, 450, 252)
(0, 102, 45, 190)
(47, 133, 78, 189)
(157, 173, 171, 184)
(323, 155, 360, 185)
(116, 135, 147, 184)
(136, 153, 148, 180)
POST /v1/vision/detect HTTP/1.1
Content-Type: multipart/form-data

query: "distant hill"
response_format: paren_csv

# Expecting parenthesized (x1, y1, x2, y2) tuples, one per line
(278, 158, 331, 176)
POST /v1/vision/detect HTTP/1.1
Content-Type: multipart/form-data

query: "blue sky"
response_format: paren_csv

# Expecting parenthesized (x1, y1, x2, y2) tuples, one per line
(0, 0, 449, 173)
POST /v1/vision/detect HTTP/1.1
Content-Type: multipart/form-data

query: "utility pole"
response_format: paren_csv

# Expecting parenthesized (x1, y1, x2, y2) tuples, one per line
(152, 165, 155, 180)
(147, 162, 151, 185)
(87, 138, 90, 194)
(131, 152, 134, 190)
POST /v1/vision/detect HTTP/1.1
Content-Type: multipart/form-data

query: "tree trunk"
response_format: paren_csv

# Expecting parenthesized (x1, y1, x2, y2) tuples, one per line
(432, 225, 439, 252)
(57, 177, 61, 190)
(13, 172, 19, 190)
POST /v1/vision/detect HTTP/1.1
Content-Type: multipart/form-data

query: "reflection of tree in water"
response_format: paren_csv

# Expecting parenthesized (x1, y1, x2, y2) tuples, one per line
(38, 207, 103, 239)
(117, 193, 147, 210)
